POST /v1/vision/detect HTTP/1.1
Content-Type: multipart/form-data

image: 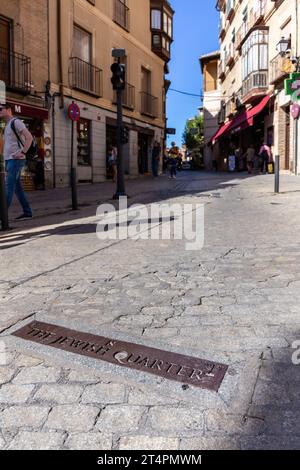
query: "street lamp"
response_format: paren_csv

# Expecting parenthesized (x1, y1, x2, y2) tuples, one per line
(277, 36, 290, 56)
(277, 36, 300, 72)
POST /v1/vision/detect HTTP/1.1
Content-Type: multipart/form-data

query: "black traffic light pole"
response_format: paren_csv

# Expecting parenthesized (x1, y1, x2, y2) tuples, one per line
(114, 82, 126, 199)
(111, 55, 126, 199)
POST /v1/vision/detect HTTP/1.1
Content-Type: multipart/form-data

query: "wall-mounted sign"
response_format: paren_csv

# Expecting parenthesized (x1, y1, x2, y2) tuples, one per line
(291, 103, 300, 120)
(166, 128, 176, 135)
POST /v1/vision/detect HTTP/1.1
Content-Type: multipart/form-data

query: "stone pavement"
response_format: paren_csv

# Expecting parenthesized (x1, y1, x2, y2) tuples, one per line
(1, 171, 300, 450)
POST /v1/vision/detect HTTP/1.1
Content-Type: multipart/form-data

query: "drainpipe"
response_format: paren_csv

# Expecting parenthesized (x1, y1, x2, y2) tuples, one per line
(57, 0, 64, 109)
(295, 0, 299, 175)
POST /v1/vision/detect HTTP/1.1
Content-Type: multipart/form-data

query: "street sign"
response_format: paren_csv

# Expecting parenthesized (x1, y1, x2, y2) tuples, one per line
(13, 320, 228, 392)
(285, 73, 300, 97)
(68, 102, 80, 122)
(166, 128, 176, 135)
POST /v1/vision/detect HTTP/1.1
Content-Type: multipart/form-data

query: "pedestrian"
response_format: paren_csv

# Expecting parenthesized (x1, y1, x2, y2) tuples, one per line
(177, 152, 183, 171)
(0, 103, 33, 220)
(235, 146, 244, 172)
(245, 144, 255, 174)
(108, 145, 117, 183)
(258, 141, 272, 174)
(168, 142, 179, 179)
(151, 140, 161, 177)
(162, 150, 168, 174)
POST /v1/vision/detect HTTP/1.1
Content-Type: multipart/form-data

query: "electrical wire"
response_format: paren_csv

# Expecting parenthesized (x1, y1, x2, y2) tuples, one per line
(168, 88, 203, 98)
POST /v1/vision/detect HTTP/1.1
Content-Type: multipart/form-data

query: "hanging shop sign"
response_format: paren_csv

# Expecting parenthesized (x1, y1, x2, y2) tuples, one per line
(285, 73, 300, 97)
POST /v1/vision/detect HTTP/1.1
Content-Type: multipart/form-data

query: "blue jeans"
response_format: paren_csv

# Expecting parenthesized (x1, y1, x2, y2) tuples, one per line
(5, 159, 32, 216)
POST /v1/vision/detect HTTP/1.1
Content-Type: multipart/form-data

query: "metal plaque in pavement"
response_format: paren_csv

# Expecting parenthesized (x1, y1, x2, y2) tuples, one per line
(13, 321, 228, 392)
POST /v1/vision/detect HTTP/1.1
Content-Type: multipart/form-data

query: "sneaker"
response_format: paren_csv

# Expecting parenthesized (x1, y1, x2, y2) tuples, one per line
(15, 214, 33, 221)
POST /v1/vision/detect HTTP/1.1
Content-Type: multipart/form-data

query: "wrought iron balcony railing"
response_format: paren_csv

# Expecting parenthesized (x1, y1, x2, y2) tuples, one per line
(140, 91, 158, 118)
(113, 82, 135, 109)
(0, 47, 31, 94)
(114, 0, 130, 31)
(69, 57, 102, 97)
(241, 70, 268, 103)
(270, 54, 292, 84)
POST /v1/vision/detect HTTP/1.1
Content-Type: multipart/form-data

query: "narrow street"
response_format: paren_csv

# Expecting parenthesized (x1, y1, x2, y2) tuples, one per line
(1, 171, 300, 450)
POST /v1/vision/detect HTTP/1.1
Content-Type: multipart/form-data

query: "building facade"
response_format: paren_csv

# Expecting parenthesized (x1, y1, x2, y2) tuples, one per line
(200, 51, 221, 169)
(49, 0, 174, 188)
(0, 0, 174, 189)
(0, 0, 50, 189)
(214, 0, 300, 173)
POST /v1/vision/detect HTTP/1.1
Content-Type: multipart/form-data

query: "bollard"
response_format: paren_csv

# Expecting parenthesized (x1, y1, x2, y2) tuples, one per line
(274, 155, 280, 194)
(0, 153, 9, 231)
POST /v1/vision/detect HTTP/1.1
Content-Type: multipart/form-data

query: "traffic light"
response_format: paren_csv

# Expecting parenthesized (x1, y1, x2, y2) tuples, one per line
(111, 62, 126, 90)
(121, 127, 129, 144)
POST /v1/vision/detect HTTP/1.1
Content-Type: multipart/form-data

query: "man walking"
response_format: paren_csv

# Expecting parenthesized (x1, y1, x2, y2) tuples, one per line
(258, 141, 272, 175)
(0, 103, 33, 220)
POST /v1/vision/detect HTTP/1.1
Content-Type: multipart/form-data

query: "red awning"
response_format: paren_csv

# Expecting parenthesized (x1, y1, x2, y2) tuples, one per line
(211, 121, 232, 144)
(211, 94, 272, 144)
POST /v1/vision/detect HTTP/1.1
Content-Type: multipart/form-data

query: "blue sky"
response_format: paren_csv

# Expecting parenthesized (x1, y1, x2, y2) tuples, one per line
(166, 0, 219, 146)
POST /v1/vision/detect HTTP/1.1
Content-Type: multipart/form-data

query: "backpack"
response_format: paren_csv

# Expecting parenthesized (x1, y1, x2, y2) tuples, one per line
(10, 119, 38, 161)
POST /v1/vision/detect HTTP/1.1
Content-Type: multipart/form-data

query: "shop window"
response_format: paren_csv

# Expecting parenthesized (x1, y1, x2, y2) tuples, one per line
(77, 118, 91, 166)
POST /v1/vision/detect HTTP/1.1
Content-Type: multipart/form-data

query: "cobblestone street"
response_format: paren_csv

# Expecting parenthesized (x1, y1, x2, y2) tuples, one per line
(1, 171, 300, 450)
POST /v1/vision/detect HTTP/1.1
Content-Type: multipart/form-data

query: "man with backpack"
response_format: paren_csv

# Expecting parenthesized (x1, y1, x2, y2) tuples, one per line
(0, 103, 33, 220)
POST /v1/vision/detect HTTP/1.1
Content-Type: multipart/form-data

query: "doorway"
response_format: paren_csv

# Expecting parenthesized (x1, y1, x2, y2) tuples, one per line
(284, 108, 290, 170)
(138, 133, 149, 174)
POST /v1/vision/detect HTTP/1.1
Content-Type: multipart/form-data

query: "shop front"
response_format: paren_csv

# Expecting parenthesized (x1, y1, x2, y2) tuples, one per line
(6, 100, 49, 190)
(212, 94, 273, 171)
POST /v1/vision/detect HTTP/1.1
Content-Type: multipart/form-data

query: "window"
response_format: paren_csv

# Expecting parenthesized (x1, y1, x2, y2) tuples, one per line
(163, 12, 172, 37)
(73, 25, 92, 62)
(77, 119, 91, 166)
(0, 16, 11, 51)
(241, 30, 268, 80)
(141, 67, 151, 94)
(151, 9, 161, 29)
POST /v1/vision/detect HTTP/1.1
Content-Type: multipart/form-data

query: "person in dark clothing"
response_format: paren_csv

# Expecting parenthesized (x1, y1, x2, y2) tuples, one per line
(151, 141, 161, 177)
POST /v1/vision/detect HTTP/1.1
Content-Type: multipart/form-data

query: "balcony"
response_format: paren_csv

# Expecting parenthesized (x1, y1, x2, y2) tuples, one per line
(218, 61, 226, 80)
(251, 0, 266, 26)
(216, 0, 226, 11)
(236, 0, 266, 49)
(226, 0, 235, 21)
(140, 91, 158, 118)
(241, 71, 268, 104)
(270, 54, 293, 84)
(219, 21, 226, 39)
(114, 0, 130, 31)
(0, 48, 31, 95)
(69, 57, 102, 97)
(113, 82, 135, 109)
(225, 43, 235, 67)
(225, 98, 237, 118)
(236, 22, 248, 50)
(151, 32, 171, 62)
